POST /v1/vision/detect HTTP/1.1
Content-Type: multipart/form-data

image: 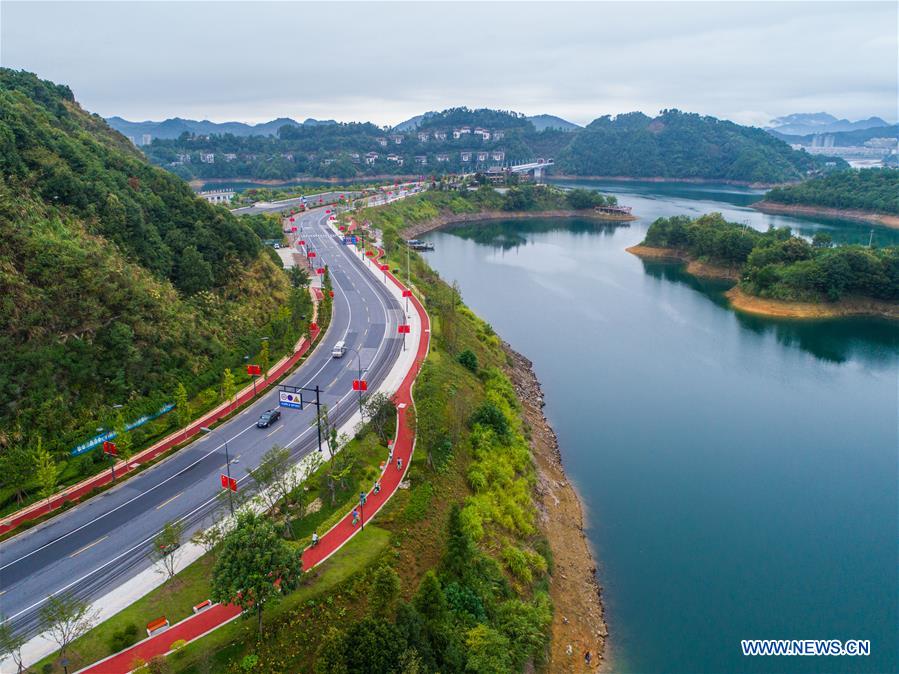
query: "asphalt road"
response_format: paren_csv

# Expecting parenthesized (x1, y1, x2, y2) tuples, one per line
(230, 190, 359, 216)
(0, 208, 404, 637)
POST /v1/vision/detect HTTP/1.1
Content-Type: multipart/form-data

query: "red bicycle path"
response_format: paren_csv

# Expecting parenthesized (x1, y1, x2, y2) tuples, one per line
(78, 246, 430, 673)
(0, 292, 325, 537)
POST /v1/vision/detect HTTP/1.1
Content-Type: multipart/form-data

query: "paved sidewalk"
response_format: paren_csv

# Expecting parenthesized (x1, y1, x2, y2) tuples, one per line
(77, 244, 430, 674)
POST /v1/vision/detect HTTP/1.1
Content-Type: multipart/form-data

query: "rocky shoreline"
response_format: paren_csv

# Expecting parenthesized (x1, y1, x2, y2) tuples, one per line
(502, 342, 608, 672)
(401, 208, 630, 239)
(752, 200, 899, 230)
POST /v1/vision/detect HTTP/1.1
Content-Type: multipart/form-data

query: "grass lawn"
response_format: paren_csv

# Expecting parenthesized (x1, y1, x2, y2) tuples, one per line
(34, 425, 392, 673)
(34, 553, 217, 673)
(171, 527, 390, 673)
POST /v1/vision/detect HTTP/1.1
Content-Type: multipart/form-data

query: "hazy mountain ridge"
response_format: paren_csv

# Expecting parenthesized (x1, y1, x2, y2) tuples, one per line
(766, 112, 890, 136)
(106, 115, 337, 140)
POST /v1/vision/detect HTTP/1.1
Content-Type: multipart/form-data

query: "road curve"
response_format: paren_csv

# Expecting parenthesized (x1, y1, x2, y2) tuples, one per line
(0, 207, 404, 639)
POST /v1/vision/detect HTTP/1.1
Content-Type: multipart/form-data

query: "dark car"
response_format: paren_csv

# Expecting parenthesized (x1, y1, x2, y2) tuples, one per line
(257, 409, 281, 428)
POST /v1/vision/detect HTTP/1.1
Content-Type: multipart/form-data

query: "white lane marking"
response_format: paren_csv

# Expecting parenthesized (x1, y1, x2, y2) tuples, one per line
(265, 426, 282, 438)
(0, 421, 257, 571)
(69, 536, 108, 558)
(155, 492, 183, 511)
(2, 209, 402, 619)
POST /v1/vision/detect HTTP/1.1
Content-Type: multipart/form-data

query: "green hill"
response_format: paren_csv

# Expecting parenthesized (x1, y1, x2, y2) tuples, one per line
(556, 110, 846, 183)
(0, 70, 307, 491)
(764, 168, 899, 215)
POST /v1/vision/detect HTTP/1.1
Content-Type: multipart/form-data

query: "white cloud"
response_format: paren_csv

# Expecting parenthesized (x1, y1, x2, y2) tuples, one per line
(1, 1, 895, 126)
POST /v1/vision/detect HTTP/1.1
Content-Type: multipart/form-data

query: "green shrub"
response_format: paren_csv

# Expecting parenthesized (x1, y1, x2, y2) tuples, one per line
(108, 622, 139, 652)
(457, 349, 478, 373)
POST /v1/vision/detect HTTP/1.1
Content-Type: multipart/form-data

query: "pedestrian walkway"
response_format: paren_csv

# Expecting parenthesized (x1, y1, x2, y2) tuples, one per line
(77, 245, 430, 674)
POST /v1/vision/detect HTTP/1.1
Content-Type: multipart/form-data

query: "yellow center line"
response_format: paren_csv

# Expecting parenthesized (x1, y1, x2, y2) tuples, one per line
(70, 535, 108, 558)
(155, 491, 183, 510)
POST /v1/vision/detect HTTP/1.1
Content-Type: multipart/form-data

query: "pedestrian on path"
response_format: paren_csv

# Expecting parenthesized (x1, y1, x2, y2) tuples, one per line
(374, 480, 381, 494)
(311, 532, 319, 546)
(352, 509, 359, 527)
(584, 650, 592, 666)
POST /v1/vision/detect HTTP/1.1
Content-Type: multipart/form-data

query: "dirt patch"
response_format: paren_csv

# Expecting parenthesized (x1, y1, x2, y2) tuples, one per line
(752, 201, 899, 230)
(725, 287, 899, 320)
(502, 343, 608, 672)
(400, 209, 627, 239)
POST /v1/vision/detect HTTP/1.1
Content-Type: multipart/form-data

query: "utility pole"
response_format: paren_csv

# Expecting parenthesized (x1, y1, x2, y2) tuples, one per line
(315, 385, 323, 454)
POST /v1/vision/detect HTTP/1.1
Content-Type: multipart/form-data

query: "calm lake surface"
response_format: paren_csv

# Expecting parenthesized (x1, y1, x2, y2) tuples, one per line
(420, 180, 899, 674)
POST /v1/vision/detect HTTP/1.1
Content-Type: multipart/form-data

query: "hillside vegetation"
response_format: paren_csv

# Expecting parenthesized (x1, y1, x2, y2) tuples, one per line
(640, 213, 899, 303)
(557, 110, 844, 183)
(764, 168, 899, 215)
(0, 70, 309, 508)
(139, 107, 838, 184)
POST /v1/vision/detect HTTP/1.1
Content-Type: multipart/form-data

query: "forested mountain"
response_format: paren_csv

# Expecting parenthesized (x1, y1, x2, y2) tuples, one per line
(135, 106, 843, 184)
(764, 168, 899, 214)
(556, 110, 845, 182)
(0, 70, 305, 488)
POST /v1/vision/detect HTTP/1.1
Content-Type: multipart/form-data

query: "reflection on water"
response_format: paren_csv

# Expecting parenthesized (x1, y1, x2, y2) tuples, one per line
(446, 217, 627, 250)
(420, 181, 898, 674)
(638, 259, 899, 364)
(549, 178, 899, 247)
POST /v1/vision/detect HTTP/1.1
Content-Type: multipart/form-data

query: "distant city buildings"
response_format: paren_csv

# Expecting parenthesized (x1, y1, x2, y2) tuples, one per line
(199, 152, 215, 163)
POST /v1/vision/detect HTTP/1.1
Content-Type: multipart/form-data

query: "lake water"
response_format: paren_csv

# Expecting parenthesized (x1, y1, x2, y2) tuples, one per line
(419, 181, 899, 674)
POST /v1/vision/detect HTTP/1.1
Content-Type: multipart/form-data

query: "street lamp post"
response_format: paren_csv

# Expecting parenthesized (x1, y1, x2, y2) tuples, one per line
(201, 426, 234, 516)
(347, 347, 367, 420)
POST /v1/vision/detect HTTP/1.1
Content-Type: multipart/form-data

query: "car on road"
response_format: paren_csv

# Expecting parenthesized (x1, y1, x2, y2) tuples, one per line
(332, 340, 347, 358)
(257, 409, 281, 428)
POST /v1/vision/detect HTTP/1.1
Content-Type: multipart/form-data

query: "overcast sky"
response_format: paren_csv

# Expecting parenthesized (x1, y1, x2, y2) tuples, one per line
(2, 1, 896, 128)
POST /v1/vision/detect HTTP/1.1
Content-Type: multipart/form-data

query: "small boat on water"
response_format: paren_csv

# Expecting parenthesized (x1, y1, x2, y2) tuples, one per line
(406, 239, 435, 251)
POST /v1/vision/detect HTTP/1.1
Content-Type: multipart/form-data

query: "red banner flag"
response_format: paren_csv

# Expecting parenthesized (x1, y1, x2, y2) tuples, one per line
(380, 264, 389, 271)
(246, 364, 261, 376)
(103, 441, 117, 456)
(402, 289, 412, 297)
(353, 379, 368, 391)
(398, 324, 411, 334)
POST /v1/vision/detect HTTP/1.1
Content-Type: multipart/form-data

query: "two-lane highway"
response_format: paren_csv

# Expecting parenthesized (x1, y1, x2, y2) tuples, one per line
(0, 207, 404, 638)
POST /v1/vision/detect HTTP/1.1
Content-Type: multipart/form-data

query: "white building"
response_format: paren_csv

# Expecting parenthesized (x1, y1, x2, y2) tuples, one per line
(476, 151, 488, 162)
(365, 152, 379, 165)
(141, 134, 152, 146)
(433, 131, 448, 141)
(491, 151, 505, 161)
(223, 153, 238, 162)
(199, 152, 215, 164)
(453, 127, 472, 139)
(436, 153, 450, 162)
(493, 130, 505, 141)
(414, 155, 427, 165)
(460, 151, 472, 162)
(197, 189, 234, 204)
(391, 135, 404, 145)
(474, 127, 491, 141)
(377, 137, 388, 147)
(417, 132, 430, 142)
